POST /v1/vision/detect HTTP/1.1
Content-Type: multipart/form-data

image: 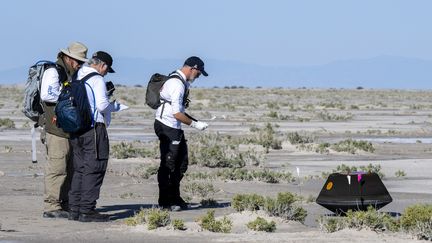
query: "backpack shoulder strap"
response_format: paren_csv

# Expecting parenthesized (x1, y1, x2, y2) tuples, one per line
(76, 72, 101, 82)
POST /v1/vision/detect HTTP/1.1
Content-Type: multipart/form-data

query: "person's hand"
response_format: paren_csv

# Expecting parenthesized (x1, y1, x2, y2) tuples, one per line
(190, 121, 208, 131)
(111, 100, 121, 112)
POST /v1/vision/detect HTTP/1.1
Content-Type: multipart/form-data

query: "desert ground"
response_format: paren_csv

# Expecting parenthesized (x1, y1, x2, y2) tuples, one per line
(0, 85, 431, 242)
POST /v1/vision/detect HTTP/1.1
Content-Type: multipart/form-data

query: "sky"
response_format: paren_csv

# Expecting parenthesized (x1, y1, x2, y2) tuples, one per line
(1, 0, 431, 72)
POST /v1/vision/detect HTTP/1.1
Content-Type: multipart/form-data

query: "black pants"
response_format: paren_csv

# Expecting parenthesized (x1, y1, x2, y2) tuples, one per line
(69, 123, 109, 213)
(154, 120, 188, 206)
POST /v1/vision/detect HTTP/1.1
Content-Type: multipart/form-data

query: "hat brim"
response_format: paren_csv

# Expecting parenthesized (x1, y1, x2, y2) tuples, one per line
(201, 69, 208, 76)
(108, 67, 115, 73)
(60, 48, 88, 62)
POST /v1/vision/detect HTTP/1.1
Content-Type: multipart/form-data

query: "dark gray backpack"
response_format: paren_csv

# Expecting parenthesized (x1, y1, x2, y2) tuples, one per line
(22, 61, 57, 123)
(145, 73, 187, 109)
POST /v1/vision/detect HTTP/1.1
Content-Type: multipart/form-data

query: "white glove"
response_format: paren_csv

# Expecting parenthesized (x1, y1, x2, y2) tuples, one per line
(111, 100, 121, 112)
(190, 121, 208, 131)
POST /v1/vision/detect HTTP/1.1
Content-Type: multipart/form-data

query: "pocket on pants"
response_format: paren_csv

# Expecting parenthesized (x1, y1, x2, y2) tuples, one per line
(95, 125, 109, 160)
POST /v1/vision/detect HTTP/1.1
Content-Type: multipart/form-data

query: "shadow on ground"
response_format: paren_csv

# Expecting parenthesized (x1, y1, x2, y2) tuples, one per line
(98, 201, 232, 220)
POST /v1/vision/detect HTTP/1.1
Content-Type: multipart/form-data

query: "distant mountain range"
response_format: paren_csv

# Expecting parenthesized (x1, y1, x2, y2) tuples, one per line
(1, 56, 431, 89)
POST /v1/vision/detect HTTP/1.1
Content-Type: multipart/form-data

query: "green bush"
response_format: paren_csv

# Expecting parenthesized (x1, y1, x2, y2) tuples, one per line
(188, 133, 262, 168)
(344, 207, 399, 232)
(183, 181, 216, 201)
(264, 192, 307, 223)
(197, 210, 232, 233)
(395, 169, 406, 178)
(400, 204, 432, 231)
(247, 217, 276, 232)
(111, 142, 156, 159)
(134, 164, 159, 179)
(287, 132, 314, 145)
(232, 194, 265, 212)
(232, 192, 307, 223)
(331, 139, 375, 154)
(0, 118, 15, 128)
(146, 208, 171, 230)
(124, 208, 170, 230)
(171, 219, 187, 231)
(318, 216, 346, 233)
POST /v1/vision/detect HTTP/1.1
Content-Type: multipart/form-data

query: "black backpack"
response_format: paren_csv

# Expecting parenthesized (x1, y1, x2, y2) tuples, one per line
(55, 72, 99, 133)
(145, 73, 189, 109)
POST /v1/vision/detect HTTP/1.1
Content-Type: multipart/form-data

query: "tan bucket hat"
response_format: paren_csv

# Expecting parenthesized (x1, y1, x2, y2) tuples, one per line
(60, 42, 88, 62)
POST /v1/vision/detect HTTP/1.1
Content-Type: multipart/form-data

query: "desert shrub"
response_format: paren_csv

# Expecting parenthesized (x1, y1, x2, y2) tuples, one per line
(232, 194, 265, 212)
(316, 143, 330, 154)
(319, 207, 399, 233)
(134, 164, 159, 179)
(216, 168, 293, 183)
(331, 139, 375, 154)
(119, 192, 134, 199)
(266, 102, 280, 110)
(316, 111, 353, 121)
(188, 133, 263, 168)
(111, 142, 156, 159)
(411, 220, 432, 241)
(264, 192, 307, 223)
(395, 170, 406, 178)
(246, 123, 282, 152)
(200, 198, 218, 207)
(247, 217, 276, 232)
(0, 118, 15, 128)
(400, 204, 432, 236)
(358, 164, 384, 178)
(318, 216, 346, 233)
(185, 171, 214, 180)
(171, 219, 187, 231)
(344, 207, 399, 232)
(287, 132, 314, 144)
(124, 208, 146, 226)
(183, 181, 216, 201)
(197, 210, 232, 233)
(124, 208, 170, 230)
(266, 111, 279, 118)
(330, 163, 384, 179)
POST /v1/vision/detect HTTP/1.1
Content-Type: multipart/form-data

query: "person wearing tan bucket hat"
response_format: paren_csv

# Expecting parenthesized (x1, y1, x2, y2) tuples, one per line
(39, 41, 88, 218)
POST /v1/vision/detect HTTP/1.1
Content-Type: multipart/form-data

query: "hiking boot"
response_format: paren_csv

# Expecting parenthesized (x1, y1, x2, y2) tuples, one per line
(174, 197, 189, 210)
(78, 211, 110, 222)
(68, 211, 79, 221)
(43, 210, 69, 219)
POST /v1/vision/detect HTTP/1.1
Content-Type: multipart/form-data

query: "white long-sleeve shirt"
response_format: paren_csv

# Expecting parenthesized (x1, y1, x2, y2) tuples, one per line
(77, 65, 116, 126)
(155, 70, 189, 129)
(40, 67, 61, 103)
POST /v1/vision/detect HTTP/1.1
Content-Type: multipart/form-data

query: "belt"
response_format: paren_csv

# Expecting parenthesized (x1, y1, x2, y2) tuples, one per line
(95, 122, 105, 127)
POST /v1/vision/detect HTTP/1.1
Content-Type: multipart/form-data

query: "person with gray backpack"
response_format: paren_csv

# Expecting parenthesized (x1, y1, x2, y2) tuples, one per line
(39, 42, 88, 218)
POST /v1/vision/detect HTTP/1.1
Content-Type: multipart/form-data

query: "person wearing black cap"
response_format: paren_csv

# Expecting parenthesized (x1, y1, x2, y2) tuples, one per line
(154, 56, 209, 211)
(68, 51, 123, 222)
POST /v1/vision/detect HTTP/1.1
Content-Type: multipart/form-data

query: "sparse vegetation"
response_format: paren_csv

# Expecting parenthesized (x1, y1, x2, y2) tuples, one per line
(232, 192, 307, 223)
(0, 118, 15, 128)
(247, 217, 276, 232)
(331, 139, 375, 154)
(395, 170, 406, 178)
(197, 210, 232, 233)
(124, 208, 171, 230)
(319, 204, 432, 240)
(171, 219, 187, 231)
(111, 142, 157, 159)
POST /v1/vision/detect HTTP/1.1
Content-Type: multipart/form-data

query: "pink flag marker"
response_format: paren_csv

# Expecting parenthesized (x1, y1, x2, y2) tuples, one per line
(357, 174, 362, 182)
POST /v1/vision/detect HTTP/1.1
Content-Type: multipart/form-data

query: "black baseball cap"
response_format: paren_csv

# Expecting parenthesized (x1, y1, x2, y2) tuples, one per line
(184, 56, 208, 76)
(93, 51, 115, 73)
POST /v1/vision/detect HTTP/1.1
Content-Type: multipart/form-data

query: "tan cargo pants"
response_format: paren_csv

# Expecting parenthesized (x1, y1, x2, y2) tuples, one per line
(44, 133, 72, 211)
